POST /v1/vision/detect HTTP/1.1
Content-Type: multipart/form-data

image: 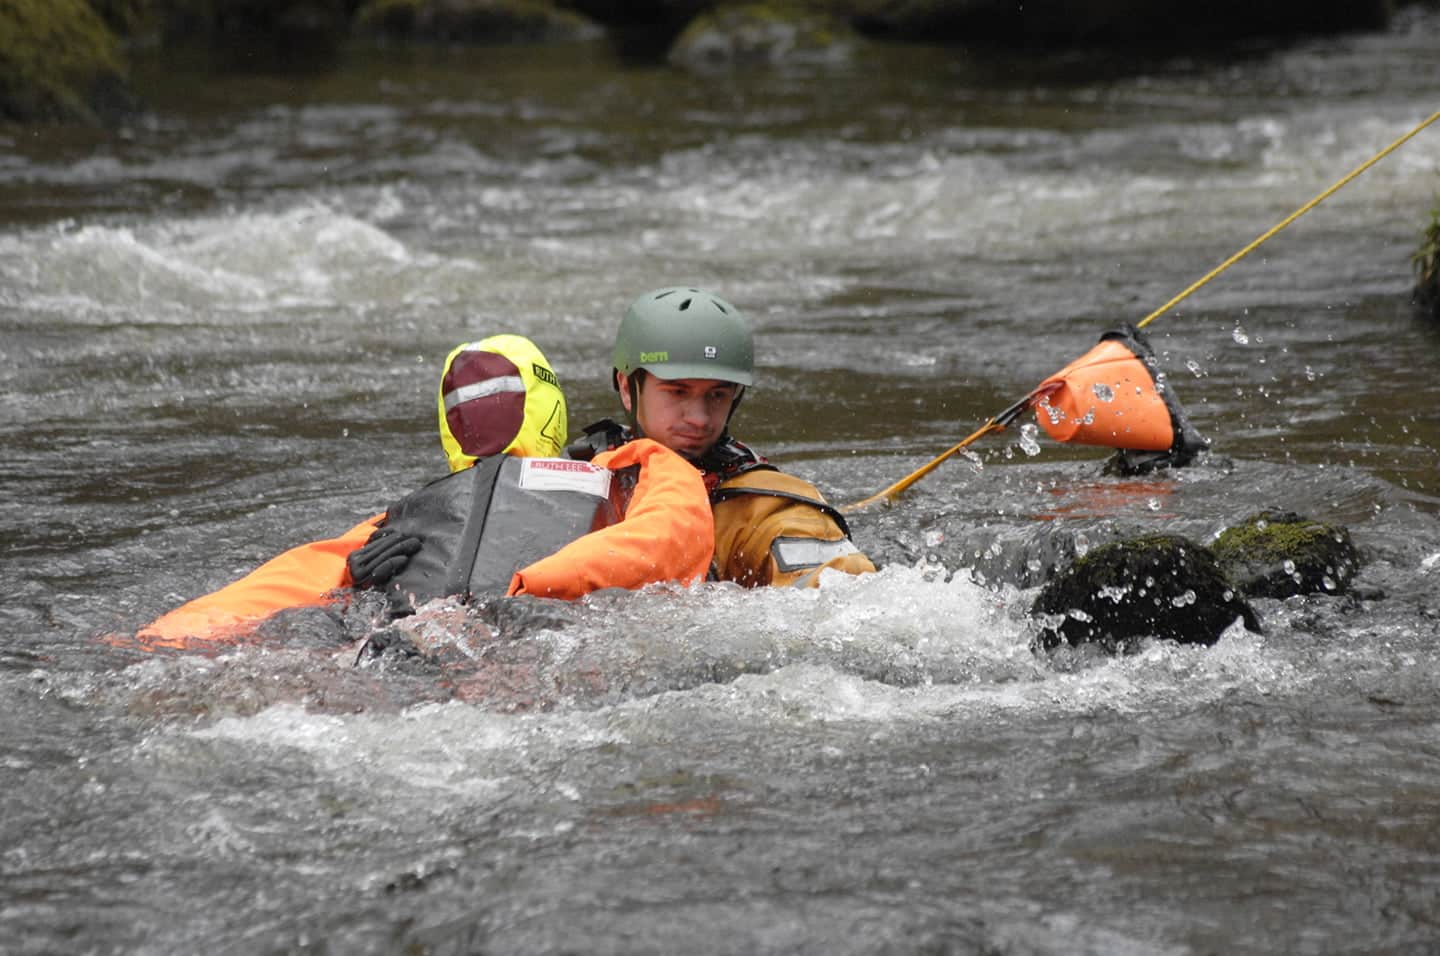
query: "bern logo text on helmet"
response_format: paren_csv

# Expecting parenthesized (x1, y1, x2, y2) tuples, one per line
(640, 350, 669, 363)
(704, 346, 718, 360)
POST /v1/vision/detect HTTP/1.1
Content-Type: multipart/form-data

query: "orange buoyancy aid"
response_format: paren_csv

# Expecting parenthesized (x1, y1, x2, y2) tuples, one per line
(508, 438, 714, 599)
(134, 513, 384, 649)
(711, 469, 876, 588)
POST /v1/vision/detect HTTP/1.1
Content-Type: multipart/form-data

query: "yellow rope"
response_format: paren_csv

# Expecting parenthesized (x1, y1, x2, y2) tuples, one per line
(843, 110, 1440, 513)
(1138, 110, 1440, 328)
(841, 421, 1001, 513)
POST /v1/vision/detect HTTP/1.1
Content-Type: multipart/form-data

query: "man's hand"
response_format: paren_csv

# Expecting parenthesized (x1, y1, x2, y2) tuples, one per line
(346, 526, 421, 589)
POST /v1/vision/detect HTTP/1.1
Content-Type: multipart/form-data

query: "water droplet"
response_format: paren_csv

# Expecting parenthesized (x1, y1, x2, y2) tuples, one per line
(1232, 326, 1250, 345)
(1019, 423, 1042, 457)
(1092, 383, 1115, 402)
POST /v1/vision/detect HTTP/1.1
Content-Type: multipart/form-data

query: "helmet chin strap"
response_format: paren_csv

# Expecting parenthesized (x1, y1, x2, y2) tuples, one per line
(725, 386, 745, 427)
(623, 371, 643, 434)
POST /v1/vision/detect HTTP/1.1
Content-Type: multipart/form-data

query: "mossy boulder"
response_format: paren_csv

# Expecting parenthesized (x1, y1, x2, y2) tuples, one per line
(1211, 510, 1361, 599)
(0, 0, 132, 124)
(354, 0, 602, 44)
(669, 2, 857, 68)
(1413, 197, 1440, 320)
(1032, 533, 1261, 652)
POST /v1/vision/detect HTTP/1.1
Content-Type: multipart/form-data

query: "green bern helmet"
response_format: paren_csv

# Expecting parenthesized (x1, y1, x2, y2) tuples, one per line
(612, 287, 755, 388)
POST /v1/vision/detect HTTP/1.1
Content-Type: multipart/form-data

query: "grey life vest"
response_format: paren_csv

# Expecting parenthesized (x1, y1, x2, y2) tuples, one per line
(379, 454, 630, 613)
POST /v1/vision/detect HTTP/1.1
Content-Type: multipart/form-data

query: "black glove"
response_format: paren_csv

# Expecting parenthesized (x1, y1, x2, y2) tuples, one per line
(347, 525, 422, 589)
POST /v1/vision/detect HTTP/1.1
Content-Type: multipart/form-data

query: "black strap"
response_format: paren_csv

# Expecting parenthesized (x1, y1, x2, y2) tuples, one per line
(565, 418, 629, 462)
(709, 484, 853, 539)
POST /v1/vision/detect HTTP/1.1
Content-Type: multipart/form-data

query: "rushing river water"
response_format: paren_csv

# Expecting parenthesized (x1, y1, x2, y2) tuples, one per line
(4, 10, 1440, 954)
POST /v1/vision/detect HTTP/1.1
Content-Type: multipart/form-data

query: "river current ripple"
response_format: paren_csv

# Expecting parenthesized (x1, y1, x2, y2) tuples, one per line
(3, 12, 1440, 954)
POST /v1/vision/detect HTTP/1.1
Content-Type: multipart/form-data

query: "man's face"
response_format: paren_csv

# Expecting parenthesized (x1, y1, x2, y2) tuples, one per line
(617, 371, 740, 461)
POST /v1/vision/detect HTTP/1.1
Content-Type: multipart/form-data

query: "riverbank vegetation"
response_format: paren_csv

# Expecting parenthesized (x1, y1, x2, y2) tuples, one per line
(4, 0, 1432, 126)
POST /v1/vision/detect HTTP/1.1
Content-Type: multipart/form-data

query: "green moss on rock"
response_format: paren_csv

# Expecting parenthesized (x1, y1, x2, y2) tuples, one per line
(1212, 510, 1361, 599)
(0, 0, 131, 124)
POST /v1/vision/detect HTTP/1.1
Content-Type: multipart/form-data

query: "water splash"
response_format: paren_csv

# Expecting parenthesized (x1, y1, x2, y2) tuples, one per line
(1018, 423, 1042, 457)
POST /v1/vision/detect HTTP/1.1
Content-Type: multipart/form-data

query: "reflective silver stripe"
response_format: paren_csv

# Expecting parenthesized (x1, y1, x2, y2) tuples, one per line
(444, 376, 525, 411)
(771, 536, 859, 573)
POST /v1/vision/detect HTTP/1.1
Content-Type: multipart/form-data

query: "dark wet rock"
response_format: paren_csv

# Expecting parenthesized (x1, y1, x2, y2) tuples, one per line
(668, 2, 858, 69)
(152, 0, 356, 55)
(1413, 199, 1440, 320)
(0, 0, 134, 124)
(1211, 509, 1362, 599)
(89, 0, 147, 36)
(1031, 533, 1261, 652)
(1101, 441, 1210, 477)
(839, 0, 1392, 50)
(354, 0, 603, 44)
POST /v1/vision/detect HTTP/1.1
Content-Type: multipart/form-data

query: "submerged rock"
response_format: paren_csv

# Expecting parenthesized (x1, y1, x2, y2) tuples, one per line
(1031, 533, 1261, 652)
(1211, 509, 1361, 599)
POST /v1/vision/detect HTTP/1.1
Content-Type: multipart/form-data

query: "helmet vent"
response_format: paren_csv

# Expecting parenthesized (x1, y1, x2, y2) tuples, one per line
(678, 298, 692, 311)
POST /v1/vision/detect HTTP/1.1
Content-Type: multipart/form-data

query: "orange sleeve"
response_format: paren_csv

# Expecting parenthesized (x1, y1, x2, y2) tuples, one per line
(135, 513, 384, 648)
(507, 439, 713, 600)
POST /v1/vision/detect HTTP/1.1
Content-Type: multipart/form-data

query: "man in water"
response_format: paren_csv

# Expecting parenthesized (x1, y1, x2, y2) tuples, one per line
(566, 287, 876, 588)
(359, 289, 876, 594)
(135, 334, 713, 646)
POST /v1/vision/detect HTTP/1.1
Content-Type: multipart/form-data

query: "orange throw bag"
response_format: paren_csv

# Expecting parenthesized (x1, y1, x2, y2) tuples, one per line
(1034, 323, 1207, 466)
